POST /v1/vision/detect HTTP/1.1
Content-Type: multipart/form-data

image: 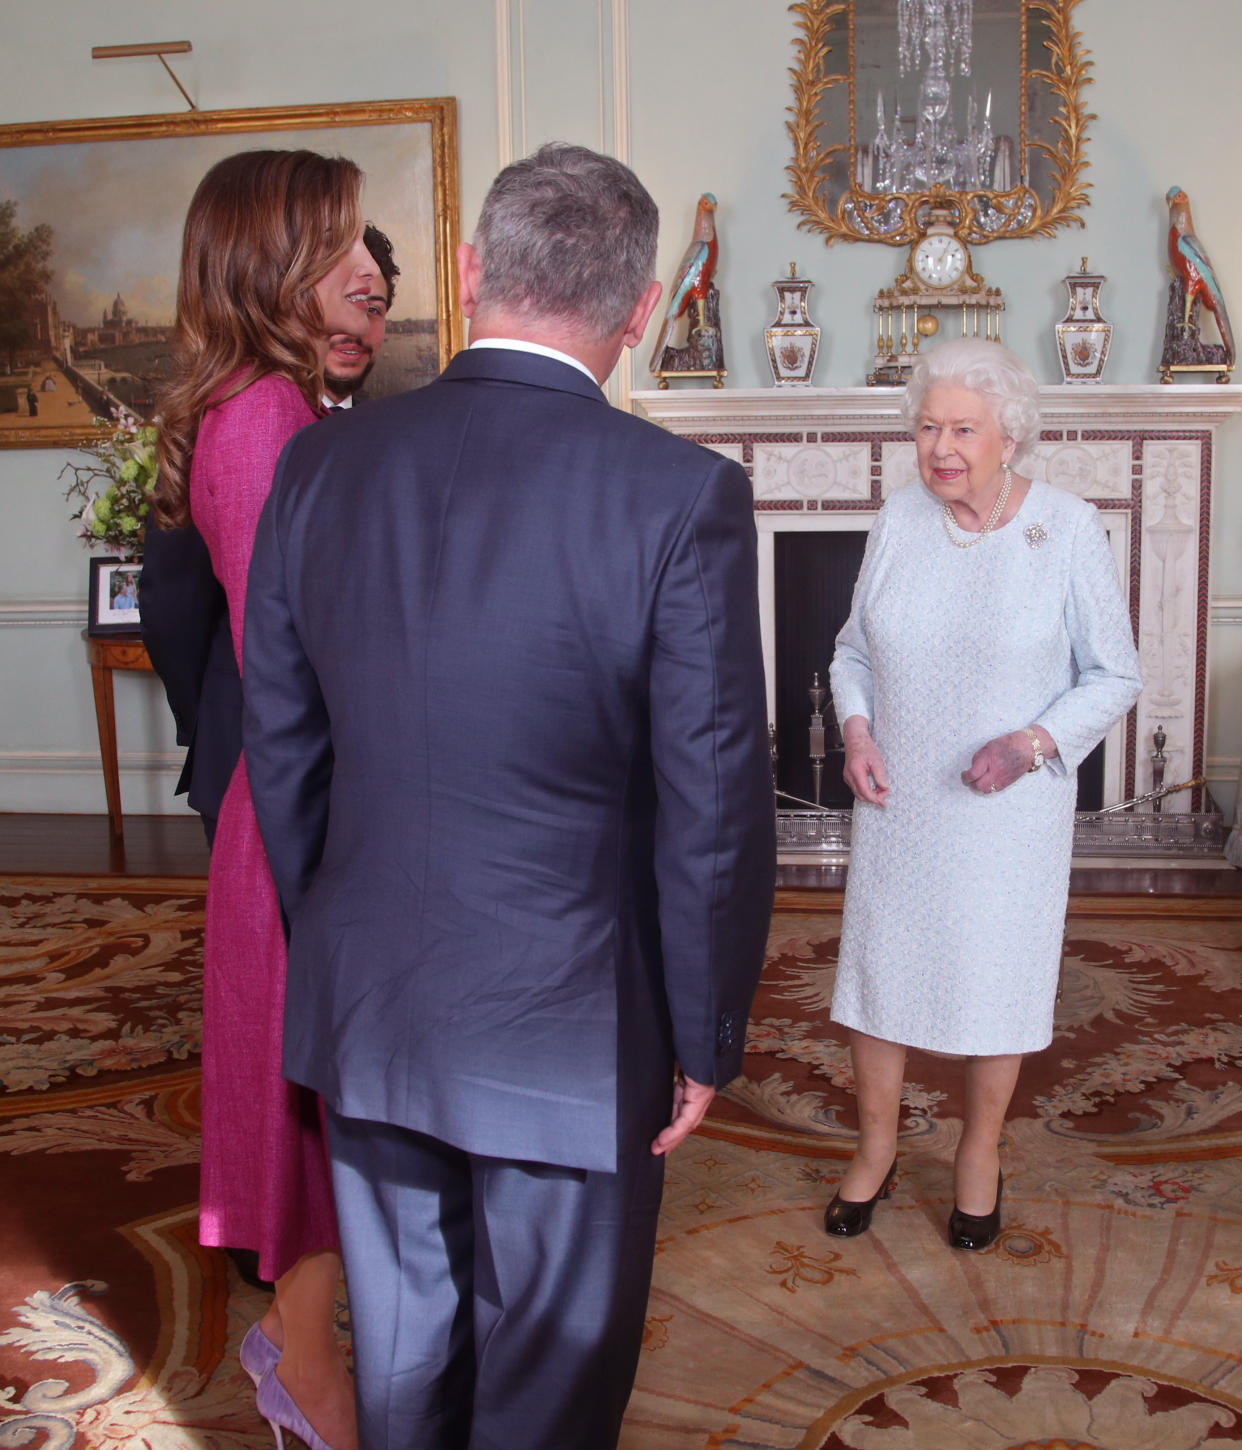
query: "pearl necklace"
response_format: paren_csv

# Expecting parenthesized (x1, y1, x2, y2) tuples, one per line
(941, 464, 1012, 549)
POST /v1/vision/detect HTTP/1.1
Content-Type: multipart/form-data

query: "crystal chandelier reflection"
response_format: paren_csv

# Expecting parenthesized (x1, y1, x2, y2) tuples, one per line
(872, 0, 997, 195)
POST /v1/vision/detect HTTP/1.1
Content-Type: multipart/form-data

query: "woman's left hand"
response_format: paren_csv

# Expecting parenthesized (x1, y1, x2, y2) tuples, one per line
(961, 731, 1036, 795)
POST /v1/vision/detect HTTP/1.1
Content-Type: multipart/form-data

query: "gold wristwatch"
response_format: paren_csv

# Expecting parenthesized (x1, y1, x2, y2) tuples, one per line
(1024, 727, 1044, 772)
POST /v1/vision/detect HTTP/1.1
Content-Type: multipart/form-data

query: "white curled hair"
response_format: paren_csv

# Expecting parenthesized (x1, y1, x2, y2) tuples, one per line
(902, 338, 1042, 452)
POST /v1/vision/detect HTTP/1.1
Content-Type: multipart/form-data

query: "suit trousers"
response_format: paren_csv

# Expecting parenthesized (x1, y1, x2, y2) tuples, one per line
(325, 1107, 666, 1450)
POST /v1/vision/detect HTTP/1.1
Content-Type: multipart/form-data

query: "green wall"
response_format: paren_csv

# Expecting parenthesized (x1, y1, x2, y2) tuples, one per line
(1, 0, 1239, 817)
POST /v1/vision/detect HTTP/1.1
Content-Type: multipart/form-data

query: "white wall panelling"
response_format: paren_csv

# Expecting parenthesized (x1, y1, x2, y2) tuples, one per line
(494, 0, 515, 169)
(2, 1, 1242, 822)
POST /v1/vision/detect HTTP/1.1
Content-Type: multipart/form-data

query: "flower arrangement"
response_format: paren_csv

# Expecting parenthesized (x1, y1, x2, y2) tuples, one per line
(62, 413, 159, 560)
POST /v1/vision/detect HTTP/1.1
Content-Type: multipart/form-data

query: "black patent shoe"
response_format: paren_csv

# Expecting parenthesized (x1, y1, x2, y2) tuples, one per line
(949, 1170, 1003, 1251)
(823, 1157, 898, 1237)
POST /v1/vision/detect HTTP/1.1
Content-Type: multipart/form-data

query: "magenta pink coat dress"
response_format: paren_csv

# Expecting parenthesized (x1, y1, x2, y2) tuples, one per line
(190, 374, 338, 1283)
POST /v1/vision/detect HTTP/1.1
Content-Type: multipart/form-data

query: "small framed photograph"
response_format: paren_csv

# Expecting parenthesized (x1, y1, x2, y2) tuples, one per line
(87, 557, 143, 636)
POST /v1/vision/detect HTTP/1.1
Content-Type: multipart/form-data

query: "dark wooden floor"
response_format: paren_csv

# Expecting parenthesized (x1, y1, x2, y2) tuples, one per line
(0, 814, 211, 877)
(1, 813, 1239, 894)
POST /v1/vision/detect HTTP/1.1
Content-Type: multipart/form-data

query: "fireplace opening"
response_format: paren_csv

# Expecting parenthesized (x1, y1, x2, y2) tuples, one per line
(771, 529, 1105, 811)
(773, 531, 865, 809)
(1076, 737, 1104, 811)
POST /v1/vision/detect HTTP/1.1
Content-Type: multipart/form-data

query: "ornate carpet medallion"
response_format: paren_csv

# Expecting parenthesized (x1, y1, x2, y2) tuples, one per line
(624, 892, 1242, 1448)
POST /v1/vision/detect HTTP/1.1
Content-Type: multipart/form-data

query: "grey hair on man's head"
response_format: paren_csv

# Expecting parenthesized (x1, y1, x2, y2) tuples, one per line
(472, 142, 659, 341)
(903, 338, 1041, 451)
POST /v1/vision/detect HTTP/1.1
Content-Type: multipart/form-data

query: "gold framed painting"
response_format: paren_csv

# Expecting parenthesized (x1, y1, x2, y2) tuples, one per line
(0, 97, 461, 449)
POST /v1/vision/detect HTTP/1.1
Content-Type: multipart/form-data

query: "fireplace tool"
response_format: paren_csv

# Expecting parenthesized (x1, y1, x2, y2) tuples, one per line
(1096, 777, 1205, 815)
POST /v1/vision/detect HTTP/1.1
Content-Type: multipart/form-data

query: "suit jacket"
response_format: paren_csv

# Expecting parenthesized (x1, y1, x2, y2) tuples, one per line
(243, 347, 776, 1173)
(139, 399, 350, 824)
(139, 520, 243, 827)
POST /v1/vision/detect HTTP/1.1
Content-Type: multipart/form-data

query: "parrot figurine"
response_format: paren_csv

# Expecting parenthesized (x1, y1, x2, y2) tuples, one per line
(648, 193, 719, 374)
(1166, 185, 1235, 366)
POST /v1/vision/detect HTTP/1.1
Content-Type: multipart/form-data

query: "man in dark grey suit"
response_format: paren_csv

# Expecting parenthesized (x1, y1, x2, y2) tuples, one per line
(243, 144, 775, 1450)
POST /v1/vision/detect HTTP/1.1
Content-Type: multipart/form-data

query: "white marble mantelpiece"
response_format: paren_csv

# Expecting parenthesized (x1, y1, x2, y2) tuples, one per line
(633, 384, 1242, 813)
(633, 384, 1242, 431)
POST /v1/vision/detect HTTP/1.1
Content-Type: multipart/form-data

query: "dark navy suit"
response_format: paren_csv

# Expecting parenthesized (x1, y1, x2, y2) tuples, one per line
(139, 522, 242, 844)
(138, 402, 355, 841)
(243, 347, 775, 1449)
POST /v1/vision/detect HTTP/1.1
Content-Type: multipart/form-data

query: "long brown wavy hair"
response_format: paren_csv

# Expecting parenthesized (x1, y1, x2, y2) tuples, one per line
(153, 149, 363, 527)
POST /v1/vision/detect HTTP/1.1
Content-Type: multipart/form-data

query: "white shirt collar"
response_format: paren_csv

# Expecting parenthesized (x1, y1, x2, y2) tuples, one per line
(322, 395, 353, 410)
(469, 337, 598, 385)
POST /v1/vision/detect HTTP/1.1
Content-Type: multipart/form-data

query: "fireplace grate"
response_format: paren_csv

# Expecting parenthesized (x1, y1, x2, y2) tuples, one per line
(775, 808, 1225, 857)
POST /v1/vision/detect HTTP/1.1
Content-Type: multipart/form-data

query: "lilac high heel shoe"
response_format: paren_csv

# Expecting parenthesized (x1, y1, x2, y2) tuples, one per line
(239, 1322, 281, 1389)
(255, 1367, 346, 1450)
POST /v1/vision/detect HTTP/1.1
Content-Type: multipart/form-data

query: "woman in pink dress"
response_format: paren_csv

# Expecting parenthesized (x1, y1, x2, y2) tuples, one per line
(154, 149, 378, 1450)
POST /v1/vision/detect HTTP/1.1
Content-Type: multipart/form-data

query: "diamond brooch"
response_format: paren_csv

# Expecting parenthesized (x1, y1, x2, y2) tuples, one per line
(1024, 522, 1049, 549)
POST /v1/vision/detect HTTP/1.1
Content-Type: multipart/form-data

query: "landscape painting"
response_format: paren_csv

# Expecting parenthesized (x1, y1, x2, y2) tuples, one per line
(0, 98, 460, 448)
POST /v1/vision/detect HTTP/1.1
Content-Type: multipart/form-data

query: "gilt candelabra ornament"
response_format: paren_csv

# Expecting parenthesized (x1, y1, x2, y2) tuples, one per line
(1160, 185, 1235, 383)
(650, 192, 726, 388)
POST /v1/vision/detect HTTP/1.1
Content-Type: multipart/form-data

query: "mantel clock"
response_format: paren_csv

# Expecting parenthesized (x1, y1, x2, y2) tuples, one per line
(868, 207, 1006, 385)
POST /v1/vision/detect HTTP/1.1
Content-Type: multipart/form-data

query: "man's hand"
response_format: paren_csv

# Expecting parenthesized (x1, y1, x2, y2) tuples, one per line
(651, 1073, 715, 1156)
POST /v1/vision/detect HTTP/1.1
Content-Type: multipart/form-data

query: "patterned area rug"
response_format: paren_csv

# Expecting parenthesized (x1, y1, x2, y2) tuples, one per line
(626, 890, 1242, 1449)
(2, 877, 1241, 1449)
(0, 875, 276, 1449)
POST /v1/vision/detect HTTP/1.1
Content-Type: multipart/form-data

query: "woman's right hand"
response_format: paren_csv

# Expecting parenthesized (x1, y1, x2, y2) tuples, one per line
(841, 715, 889, 807)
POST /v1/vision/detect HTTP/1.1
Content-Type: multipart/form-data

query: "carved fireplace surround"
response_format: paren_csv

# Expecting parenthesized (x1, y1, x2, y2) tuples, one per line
(633, 384, 1242, 827)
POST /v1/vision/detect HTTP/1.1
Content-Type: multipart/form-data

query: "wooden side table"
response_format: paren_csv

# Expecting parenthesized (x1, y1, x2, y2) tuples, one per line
(84, 630, 154, 839)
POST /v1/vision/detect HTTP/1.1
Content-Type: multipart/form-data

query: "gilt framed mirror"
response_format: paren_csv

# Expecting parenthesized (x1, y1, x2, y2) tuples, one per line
(785, 0, 1094, 247)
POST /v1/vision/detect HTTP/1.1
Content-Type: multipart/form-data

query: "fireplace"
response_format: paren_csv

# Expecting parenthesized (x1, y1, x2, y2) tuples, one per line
(633, 383, 1242, 852)
(769, 521, 1108, 811)
(771, 528, 864, 809)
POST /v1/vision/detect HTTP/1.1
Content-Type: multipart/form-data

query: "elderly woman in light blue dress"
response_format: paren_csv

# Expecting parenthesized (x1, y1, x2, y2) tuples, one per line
(826, 338, 1142, 1250)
